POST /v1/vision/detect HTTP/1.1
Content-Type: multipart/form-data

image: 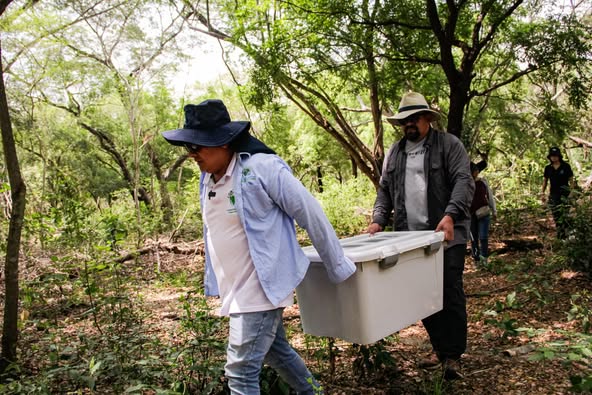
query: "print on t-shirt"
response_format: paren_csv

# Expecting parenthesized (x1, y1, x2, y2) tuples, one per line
(227, 190, 237, 214)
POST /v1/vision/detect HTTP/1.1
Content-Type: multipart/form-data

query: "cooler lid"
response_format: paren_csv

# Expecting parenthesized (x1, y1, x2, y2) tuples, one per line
(302, 231, 445, 263)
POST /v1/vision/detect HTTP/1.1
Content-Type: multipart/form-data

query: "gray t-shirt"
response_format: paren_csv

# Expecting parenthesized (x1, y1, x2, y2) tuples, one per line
(404, 138, 429, 230)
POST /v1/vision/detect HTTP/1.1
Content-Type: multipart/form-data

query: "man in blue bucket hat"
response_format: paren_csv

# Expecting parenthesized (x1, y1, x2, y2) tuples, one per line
(162, 99, 355, 394)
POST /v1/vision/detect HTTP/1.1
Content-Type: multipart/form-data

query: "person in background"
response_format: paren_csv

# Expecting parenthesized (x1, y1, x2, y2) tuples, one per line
(366, 91, 474, 380)
(469, 161, 496, 265)
(473, 157, 496, 222)
(162, 99, 356, 394)
(542, 146, 574, 239)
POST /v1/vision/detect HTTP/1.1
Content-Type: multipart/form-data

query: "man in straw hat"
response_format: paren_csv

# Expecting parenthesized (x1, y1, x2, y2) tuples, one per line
(367, 91, 474, 380)
(542, 146, 574, 239)
(162, 99, 355, 394)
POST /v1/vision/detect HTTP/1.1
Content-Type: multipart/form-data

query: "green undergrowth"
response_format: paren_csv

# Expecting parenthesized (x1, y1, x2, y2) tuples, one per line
(2, 192, 592, 394)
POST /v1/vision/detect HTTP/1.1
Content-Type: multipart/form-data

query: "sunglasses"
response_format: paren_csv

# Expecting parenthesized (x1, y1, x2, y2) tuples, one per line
(399, 112, 424, 125)
(184, 143, 204, 154)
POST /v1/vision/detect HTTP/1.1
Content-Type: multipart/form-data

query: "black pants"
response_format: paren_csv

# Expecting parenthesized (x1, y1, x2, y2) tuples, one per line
(549, 194, 570, 239)
(421, 244, 467, 361)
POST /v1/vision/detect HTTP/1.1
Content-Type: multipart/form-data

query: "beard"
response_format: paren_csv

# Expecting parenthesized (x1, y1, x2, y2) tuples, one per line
(405, 126, 421, 142)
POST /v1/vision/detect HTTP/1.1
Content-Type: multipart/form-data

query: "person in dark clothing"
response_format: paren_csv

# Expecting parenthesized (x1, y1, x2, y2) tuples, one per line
(475, 159, 487, 172)
(469, 162, 495, 265)
(367, 91, 474, 380)
(542, 147, 574, 239)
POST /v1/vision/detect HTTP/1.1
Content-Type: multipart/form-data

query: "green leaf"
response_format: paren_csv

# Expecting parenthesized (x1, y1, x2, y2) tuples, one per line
(528, 353, 545, 361)
(125, 384, 146, 393)
(580, 347, 592, 357)
(506, 291, 517, 307)
(89, 359, 102, 376)
(567, 352, 581, 361)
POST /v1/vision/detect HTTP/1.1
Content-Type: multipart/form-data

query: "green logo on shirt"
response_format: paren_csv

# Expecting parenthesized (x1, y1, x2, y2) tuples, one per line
(241, 167, 256, 183)
(228, 190, 235, 206)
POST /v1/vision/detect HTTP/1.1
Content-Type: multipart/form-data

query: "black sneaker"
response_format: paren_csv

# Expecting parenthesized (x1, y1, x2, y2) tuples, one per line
(443, 359, 463, 380)
(418, 354, 441, 370)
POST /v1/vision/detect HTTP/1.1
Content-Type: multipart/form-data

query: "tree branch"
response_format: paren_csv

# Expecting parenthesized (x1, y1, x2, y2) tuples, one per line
(353, 18, 431, 30)
(129, 11, 190, 77)
(568, 135, 592, 149)
(477, 0, 524, 52)
(426, 0, 445, 43)
(471, 0, 496, 52)
(3, 2, 122, 73)
(277, 78, 379, 185)
(380, 54, 441, 65)
(164, 154, 189, 181)
(427, 0, 459, 82)
(183, 1, 231, 40)
(473, 64, 539, 97)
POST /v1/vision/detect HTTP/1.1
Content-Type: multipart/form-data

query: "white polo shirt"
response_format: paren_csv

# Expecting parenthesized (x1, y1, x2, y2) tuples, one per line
(203, 154, 292, 316)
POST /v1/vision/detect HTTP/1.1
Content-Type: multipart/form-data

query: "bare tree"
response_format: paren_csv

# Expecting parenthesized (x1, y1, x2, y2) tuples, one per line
(0, 0, 26, 376)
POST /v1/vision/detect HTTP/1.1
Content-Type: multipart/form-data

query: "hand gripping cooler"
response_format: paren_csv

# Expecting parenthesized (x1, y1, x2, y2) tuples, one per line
(296, 231, 445, 345)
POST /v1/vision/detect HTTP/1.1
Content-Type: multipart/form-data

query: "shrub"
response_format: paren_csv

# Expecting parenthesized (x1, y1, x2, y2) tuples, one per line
(314, 177, 376, 237)
(560, 189, 592, 276)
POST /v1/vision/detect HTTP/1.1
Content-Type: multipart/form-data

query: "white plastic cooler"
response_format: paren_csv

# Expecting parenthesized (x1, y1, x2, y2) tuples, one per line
(296, 231, 445, 345)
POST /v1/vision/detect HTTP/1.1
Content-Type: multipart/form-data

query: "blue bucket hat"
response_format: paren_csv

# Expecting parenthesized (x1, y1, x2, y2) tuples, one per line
(162, 99, 250, 147)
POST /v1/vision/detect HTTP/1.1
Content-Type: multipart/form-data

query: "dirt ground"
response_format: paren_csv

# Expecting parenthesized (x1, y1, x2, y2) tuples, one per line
(138, 217, 590, 394)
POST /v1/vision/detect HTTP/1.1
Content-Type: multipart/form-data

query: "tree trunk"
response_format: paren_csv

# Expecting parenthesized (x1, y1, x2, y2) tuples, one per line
(447, 86, 470, 139)
(0, 39, 26, 376)
(362, 18, 384, 167)
(77, 121, 152, 207)
(146, 143, 173, 226)
(316, 166, 323, 193)
(350, 156, 358, 178)
(426, 0, 473, 140)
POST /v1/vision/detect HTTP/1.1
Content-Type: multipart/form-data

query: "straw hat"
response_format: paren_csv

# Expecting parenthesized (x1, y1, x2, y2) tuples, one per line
(387, 92, 441, 125)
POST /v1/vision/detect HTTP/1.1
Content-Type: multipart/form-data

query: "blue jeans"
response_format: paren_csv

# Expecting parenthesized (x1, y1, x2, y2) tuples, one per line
(225, 308, 322, 395)
(470, 214, 490, 258)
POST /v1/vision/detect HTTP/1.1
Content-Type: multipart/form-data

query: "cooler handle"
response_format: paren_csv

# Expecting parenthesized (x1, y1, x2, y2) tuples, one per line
(424, 240, 442, 255)
(379, 253, 399, 269)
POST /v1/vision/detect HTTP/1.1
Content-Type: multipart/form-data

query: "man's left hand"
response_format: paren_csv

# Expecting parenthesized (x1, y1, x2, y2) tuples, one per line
(435, 215, 455, 241)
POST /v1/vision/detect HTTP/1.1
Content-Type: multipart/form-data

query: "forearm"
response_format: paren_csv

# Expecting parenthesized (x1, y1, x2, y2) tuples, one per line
(445, 143, 475, 219)
(371, 185, 393, 227)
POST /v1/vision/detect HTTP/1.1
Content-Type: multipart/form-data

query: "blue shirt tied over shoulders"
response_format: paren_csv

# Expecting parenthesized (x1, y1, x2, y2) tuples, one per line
(201, 152, 356, 306)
